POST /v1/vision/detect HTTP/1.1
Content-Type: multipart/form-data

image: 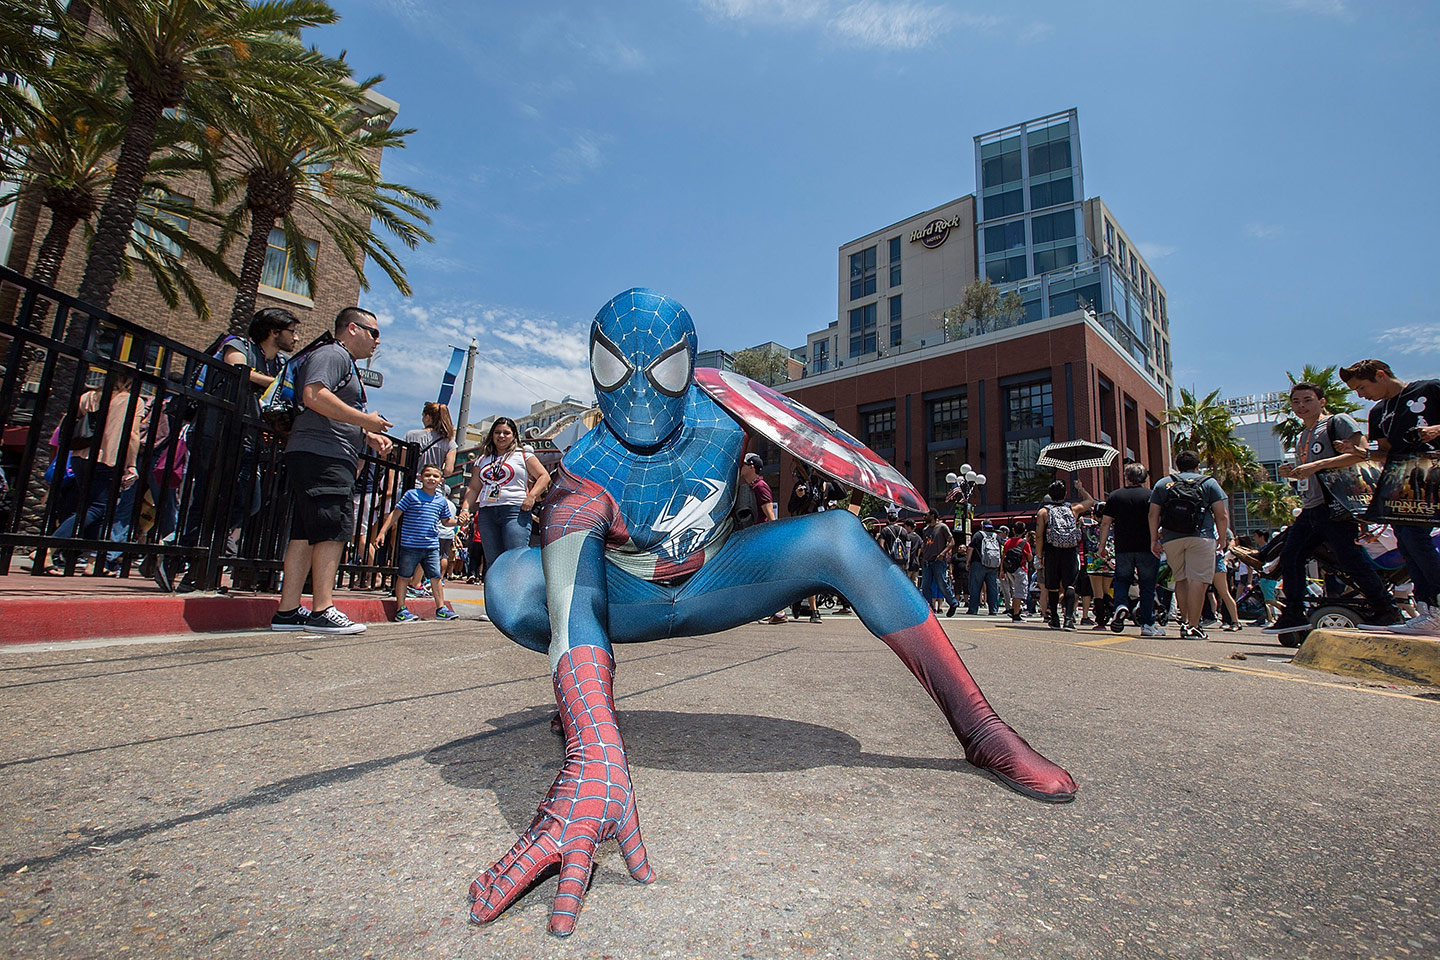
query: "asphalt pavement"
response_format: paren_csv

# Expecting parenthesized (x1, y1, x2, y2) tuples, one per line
(0, 612, 1436, 959)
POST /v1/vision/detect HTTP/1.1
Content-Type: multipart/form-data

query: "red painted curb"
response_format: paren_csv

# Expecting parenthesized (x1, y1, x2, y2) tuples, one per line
(1, 594, 438, 645)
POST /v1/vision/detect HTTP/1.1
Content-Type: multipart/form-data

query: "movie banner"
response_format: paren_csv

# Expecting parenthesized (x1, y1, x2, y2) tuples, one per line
(1364, 453, 1440, 527)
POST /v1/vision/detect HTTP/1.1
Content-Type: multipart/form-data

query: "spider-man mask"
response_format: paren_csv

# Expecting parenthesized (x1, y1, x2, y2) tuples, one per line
(590, 288, 697, 449)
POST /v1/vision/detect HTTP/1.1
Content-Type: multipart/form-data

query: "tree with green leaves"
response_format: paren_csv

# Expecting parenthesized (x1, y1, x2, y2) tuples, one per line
(1245, 481, 1300, 528)
(205, 64, 437, 335)
(1272, 364, 1362, 452)
(942, 278, 1025, 341)
(0, 0, 74, 178)
(72, 0, 343, 313)
(731, 346, 789, 387)
(1162, 387, 1264, 493)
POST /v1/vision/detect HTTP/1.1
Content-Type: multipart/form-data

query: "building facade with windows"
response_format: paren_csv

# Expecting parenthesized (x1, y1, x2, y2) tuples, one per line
(783, 109, 1173, 515)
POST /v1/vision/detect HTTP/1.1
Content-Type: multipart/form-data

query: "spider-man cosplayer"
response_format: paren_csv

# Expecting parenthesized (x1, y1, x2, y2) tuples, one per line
(470, 289, 1076, 936)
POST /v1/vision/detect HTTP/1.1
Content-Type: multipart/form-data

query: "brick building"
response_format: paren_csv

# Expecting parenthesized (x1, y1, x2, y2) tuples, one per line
(781, 110, 1172, 517)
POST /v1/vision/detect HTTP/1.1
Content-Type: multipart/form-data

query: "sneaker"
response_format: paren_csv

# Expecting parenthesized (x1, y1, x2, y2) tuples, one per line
(1140, 623, 1165, 638)
(764, 614, 788, 624)
(945, 603, 958, 618)
(1080, 615, 1094, 625)
(1389, 611, 1440, 637)
(1261, 613, 1310, 635)
(1180, 624, 1209, 640)
(1062, 616, 1076, 632)
(1010, 611, 1023, 622)
(1357, 609, 1406, 632)
(435, 606, 460, 621)
(152, 557, 173, 593)
(406, 585, 431, 600)
(394, 607, 421, 623)
(1110, 605, 1130, 634)
(1047, 614, 1062, 631)
(1222, 622, 1243, 632)
(809, 613, 822, 624)
(306, 606, 366, 635)
(1090, 619, 1109, 631)
(270, 607, 309, 631)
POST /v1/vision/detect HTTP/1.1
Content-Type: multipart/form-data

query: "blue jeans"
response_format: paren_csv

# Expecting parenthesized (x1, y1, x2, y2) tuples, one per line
(1394, 523, 1440, 607)
(1112, 551, 1160, 625)
(921, 560, 956, 606)
(396, 545, 442, 581)
(475, 504, 532, 569)
(967, 564, 1000, 614)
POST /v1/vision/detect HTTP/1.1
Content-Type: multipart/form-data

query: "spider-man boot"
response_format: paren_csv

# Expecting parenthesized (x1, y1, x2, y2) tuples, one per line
(881, 617, 1077, 802)
(469, 645, 654, 935)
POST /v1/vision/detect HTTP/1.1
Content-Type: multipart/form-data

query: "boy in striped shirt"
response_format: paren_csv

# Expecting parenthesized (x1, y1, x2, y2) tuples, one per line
(376, 464, 460, 622)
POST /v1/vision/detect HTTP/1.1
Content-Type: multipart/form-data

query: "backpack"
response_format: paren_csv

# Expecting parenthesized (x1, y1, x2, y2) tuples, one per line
(1045, 502, 1079, 546)
(1159, 473, 1208, 535)
(979, 531, 1002, 568)
(888, 527, 908, 564)
(1003, 542, 1026, 573)
(733, 479, 758, 530)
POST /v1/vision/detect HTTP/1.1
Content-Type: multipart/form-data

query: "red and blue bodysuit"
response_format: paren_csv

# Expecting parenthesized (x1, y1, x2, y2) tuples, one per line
(469, 288, 1076, 936)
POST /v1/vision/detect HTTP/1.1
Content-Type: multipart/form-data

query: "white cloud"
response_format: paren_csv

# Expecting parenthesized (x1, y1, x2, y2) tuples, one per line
(1244, 222, 1284, 240)
(1376, 325, 1440, 357)
(550, 131, 611, 184)
(827, 1, 960, 49)
(1136, 242, 1177, 260)
(1017, 21, 1053, 43)
(698, 0, 827, 24)
(359, 292, 594, 433)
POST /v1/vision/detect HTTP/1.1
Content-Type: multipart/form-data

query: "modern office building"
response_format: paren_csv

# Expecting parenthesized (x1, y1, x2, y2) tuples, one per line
(785, 109, 1175, 514)
(1222, 392, 1293, 536)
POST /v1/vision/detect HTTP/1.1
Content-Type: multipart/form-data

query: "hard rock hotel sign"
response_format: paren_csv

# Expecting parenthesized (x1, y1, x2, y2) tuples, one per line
(909, 213, 962, 249)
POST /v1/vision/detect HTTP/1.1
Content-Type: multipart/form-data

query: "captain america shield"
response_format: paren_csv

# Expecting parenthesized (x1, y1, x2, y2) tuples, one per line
(695, 368, 927, 513)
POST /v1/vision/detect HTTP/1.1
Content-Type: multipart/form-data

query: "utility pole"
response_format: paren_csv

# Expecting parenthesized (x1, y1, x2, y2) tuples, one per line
(455, 337, 477, 447)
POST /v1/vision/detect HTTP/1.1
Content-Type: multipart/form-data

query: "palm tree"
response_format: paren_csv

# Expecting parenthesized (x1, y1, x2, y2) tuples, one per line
(72, 0, 341, 313)
(206, 68, 437, 334)
(1211, 439, 1266, 494)
(1162, 386, 1247, 476)
(0, 62, 234, 390)
(1246, 481, 1300, 528)
(0, 0, 73, 176)
(1272, 363, 1363, 452)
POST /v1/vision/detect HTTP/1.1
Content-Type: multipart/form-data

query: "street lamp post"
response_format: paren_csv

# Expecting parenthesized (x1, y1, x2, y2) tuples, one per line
(945, 463, 987, 539)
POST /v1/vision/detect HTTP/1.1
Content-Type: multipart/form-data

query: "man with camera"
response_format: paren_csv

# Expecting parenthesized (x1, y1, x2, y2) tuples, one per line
(1261, 381, 1404, 637)
(1338, 359, 1440, 636)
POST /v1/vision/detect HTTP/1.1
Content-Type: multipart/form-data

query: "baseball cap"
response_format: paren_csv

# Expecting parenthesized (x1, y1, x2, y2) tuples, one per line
(982, 520, 994, 529)
(743, 453, 763, 469)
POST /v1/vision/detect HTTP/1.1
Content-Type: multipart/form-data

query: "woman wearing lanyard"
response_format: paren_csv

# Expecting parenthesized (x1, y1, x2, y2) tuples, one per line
(459, 417, 550, 594)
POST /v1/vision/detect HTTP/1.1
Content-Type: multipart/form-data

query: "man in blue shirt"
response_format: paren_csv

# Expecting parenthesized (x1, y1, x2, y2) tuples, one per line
(1149, 449, 1230, 641)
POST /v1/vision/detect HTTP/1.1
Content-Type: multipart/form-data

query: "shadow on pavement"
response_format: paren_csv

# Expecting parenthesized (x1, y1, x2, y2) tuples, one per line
(427, 705, 979, 833)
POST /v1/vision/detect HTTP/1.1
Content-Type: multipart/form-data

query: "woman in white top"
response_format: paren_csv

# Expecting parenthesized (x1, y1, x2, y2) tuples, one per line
(460, 417, 550, 573)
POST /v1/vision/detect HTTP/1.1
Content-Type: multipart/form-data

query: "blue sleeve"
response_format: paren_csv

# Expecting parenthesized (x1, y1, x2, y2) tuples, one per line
(397, 489, 419, 512)
(1149, 479, 1166, 504)
(1205, 478, 1227, 503)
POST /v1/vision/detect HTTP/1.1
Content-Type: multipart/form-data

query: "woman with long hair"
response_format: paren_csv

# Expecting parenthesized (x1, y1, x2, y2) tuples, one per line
(459, 418, 550, 608)
(403, 401, 457, 479)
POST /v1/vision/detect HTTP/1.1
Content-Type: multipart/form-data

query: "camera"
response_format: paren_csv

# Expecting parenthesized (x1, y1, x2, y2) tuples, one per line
(1406, 425, 1427, 446)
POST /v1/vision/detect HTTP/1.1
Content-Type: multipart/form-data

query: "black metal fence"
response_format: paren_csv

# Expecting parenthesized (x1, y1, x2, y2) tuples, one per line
(0, 264, 419, 592)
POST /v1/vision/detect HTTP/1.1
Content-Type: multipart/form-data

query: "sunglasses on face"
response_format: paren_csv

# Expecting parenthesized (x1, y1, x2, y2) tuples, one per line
(353, 322, 381, 341)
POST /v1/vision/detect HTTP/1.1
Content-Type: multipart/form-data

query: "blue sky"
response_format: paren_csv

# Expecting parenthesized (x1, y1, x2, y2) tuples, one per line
(310, 0, 1440, 435)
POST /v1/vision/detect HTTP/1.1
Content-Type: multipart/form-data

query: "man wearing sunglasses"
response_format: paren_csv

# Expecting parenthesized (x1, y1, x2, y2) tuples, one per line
(272, 307, 393, 634)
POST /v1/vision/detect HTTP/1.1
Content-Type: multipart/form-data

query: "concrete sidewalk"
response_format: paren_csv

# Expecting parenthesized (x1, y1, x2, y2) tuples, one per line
(0, 566, 489, 644)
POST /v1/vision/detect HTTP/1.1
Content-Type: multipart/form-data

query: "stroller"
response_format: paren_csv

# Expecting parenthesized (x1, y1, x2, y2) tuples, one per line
(1230, 525, 1435, 648)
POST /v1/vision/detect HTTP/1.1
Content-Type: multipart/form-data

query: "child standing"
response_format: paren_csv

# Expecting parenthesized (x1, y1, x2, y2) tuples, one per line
(376, 464, 460, 622)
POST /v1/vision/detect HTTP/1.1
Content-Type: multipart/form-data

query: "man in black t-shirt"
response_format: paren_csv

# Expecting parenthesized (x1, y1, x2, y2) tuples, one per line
(1097, 462, 1162, 636)
(1340, 358, 1440, 636)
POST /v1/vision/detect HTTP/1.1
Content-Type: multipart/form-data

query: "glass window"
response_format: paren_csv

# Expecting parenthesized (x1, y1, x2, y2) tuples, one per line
(889, 236, 902, 287)
(984, 221, 1025, 253)
(889, 295, 902, 347)
(1029, 177, 1074, 210)
(1117, 238, 1127, 267)
(1104, 219, 1115, 254)
(812, 339, 829, 374)
(1028, 139, 1071, 177)
(983, 189, 1023, 220)
(849, 246, 877, 300)
(1158, 292, 1168, 329)
(1033, 245, 1079, 274)
(1005, 381, 1053, 431)
(982, 150, 1022, 188)
(986, 255, 1028, 284)
(862, 407, 896, 458)
(261, 228, 319, 297)
(848, 303, 876, 357)
(928, 394, 967, 443)
(1031, 210, 1077, 245)
(1003, 436, 1054, 505)
(131, 190, 193, 258)
(1048, 281, 1101, 316)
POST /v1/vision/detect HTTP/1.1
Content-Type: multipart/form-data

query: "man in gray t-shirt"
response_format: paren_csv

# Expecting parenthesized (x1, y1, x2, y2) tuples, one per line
(1148, 449, 1229, 640)
(272, 307, 393, 635)
(1263, 381, 1402, 636)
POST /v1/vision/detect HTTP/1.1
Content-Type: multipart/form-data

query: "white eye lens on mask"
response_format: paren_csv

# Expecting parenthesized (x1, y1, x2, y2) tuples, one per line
(645, 341, 691, 397)
(591, 331, 633, 392)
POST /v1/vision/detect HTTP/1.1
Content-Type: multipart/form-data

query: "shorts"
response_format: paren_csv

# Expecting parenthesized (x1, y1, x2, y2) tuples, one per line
(1005, 568, 1029, 598)
(438, 536, 456, 559)
(396, 545, 442, 580)
(1163, 536, 1217, 584)
(286, 452, 357, 544)
(1259, 578, 1278, 602)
